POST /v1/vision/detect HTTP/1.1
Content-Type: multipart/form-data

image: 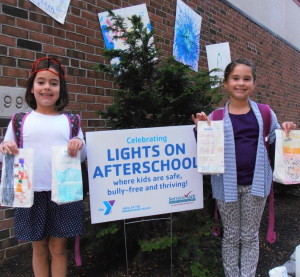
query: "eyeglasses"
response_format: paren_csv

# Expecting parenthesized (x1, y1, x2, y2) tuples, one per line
(31, 57, 66, 78)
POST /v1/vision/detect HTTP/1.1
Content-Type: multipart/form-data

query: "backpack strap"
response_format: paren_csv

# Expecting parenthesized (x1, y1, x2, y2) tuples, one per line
(211, 108, 224, 121)
(64, 113, 81, 139)
(257, 103, 272, 143)
(12, 112, 30, 148)
(257, 104, 277, 243)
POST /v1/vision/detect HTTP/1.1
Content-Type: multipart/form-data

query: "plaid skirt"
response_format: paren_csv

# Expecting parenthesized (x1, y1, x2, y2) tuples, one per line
(14, 191, 84, 241)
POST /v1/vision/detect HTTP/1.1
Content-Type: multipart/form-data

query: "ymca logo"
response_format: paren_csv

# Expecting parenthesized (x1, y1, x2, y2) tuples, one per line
(103, 200, 116, 215)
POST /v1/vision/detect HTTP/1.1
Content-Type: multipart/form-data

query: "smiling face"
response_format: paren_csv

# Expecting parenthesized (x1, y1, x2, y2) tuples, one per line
(31, 68, 60, 114)
(224, 64, 255, 102)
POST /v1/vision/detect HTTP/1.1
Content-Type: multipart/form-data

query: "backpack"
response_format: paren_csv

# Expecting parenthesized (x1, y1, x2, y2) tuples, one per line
(209, 103, 276, 244)
(12, 112, 89, 266)
(12, 112, 89, 199)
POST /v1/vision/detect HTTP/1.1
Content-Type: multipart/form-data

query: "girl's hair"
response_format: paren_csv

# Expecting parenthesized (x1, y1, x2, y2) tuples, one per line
(223, 58, 256, 82)
(25, 57, 69, 111)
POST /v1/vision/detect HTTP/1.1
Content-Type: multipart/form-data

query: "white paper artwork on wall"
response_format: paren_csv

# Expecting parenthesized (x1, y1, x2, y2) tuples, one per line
(206, 42, 231, 85)
(29, 0, 71, 24)
(173, 0, 202, 71)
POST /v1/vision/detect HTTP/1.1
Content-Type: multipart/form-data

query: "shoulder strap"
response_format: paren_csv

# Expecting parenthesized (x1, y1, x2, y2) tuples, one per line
(64, 113, 81, 139)
(257, 103, 272, 143)
(257, 103, 276, 244)
(211, 108, 224, 120)
(12, 112, 29, 148)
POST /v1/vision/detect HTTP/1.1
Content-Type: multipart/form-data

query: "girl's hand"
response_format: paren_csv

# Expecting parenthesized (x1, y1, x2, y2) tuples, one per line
(281, 121, 296, 136)
(0, 140, 19, 155)
(68, 137, 84, 157)
(191, 112, 211, 127)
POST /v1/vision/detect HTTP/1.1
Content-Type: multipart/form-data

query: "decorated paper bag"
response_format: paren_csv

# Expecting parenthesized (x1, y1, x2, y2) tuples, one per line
(52, 146, 83, 204)
(197, 121, 224, 174)
(273, 129, 300, 184)
(0, 149, 34, 207)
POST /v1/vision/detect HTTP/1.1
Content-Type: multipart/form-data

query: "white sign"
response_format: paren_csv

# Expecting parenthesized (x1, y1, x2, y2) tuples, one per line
(30, 0, 71, 24)
(86, 125, 203, 224)
(206, 42, 231, 83)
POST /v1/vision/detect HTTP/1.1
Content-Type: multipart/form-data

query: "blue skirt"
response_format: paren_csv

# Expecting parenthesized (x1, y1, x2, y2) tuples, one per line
(14, 191, 84, 241)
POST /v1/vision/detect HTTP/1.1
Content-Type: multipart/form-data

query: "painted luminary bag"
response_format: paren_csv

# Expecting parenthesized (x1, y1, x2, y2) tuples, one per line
(51, 146, 83, 204)
(0, 149, 34, 207)
(197, 121, 224, 174)
(273, 129, 300, 184)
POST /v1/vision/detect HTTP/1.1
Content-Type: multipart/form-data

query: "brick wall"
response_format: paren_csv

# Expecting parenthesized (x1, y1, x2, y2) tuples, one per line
(0, 0, 299, 262)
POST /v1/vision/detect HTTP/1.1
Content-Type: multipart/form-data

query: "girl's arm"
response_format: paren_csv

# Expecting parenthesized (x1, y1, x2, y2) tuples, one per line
(67, 128, 87, 161)
(269, 110, 296, 143)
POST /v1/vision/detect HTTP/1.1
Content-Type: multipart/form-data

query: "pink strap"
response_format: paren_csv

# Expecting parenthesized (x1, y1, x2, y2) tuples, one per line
(212, 202, 220, 237)
(75, 235, 82, 266)
(267, 183, 276, 243)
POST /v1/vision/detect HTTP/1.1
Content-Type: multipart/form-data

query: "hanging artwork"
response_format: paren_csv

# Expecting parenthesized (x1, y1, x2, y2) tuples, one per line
(0, 149, 34, 207)
(206, 42, 231, 85)
(98, 4, 152, 50)
(29, 0, 71, 24)
(173, 0, 202, 71)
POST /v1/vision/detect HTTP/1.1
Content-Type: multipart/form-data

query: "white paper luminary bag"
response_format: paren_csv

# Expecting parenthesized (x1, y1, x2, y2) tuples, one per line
(51, 146, 83, 204)
(0, 149, 34, 207)
(197, 121, 224, 174)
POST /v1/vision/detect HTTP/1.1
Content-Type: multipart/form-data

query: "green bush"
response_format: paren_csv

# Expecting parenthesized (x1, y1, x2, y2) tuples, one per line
(88, 11, 225, 276)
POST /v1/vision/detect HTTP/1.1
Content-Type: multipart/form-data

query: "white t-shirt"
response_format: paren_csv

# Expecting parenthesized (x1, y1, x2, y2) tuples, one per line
(1, 111, 87, 191)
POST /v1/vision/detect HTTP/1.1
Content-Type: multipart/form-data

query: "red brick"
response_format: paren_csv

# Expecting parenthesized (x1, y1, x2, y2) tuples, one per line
(42, 44, 66, 56)
(66, 31, 85, 43)
(9, 48, 34, 59)
(3, 67, 28, 78)
(87, 103, 104, 112)
(16, 18, 42, 32)
(0, 14, 16, 25)
(2, 0, 17, 5)
(0, 219, 14, 230)
(76, 25, 95, 37)
(96, 96, 114, 104)
(0, 77, 16, 87)
(30, 32, 53, 44)
(77, 94, 96, 103)
(0, 210, 4, 220)
(67, 102, 87, 111)
(2, 26, 28, 38)
(54, 37, 75, 49)
(68, 14, 88, 27)
(76, 43, 95, 54)
(0, 35, 16, 47)
(68, 84, 87, 94)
